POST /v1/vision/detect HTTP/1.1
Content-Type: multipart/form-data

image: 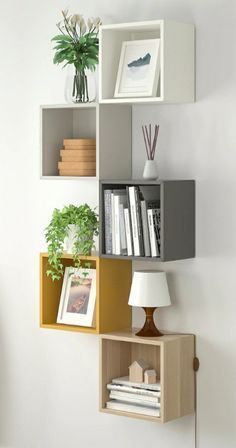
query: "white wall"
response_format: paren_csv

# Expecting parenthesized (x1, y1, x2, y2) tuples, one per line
(0, 0, 235, 447)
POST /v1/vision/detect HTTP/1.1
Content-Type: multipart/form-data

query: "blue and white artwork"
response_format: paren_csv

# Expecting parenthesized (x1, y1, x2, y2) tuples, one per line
(127, 52, 151, 67)
(114, 39, 160, 97)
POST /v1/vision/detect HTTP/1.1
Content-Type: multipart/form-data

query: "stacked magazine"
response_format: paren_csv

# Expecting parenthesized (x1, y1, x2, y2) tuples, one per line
(104, 186, 160, 257)
(106, 376, 161, 417)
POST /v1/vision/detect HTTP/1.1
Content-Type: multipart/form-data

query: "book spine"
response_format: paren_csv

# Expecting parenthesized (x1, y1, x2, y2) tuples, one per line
(104, 190, 112, 255)
(107, 383, 160, 397)
(128, 187, 140, 256)
(106, 400, 160, 417)
(111, 193, 116, 254)
(119, 204, 127, 255)
(109, 390, 160, 403)
(147, 209, 158, 257)
(109, 392, 160, 408)
(140, 200, 151, 257)
(153, 208, 161, 255)
(114, 195, 121, 255)
(134, 187, 145, 256)
(124, 208, 133, 256)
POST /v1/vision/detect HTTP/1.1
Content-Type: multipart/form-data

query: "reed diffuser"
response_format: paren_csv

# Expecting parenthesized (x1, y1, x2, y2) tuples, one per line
(142, 124, 159, 180)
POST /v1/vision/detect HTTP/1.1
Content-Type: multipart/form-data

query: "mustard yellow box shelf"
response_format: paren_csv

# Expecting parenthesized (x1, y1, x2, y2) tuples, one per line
(40, 253, 132, 335)
(100, 330, 195, 423)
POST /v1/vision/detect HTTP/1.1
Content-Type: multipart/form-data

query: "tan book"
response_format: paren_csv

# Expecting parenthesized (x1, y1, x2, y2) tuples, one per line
(64, 145, 96, 151)
(58, 161, 96, 170)
(59, 169, 96, 177)
(63, 138, 96, 147)
(60, 150, 96, 161)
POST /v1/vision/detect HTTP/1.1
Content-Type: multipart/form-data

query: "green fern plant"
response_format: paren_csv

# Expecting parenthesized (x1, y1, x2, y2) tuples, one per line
(45, 204, 99, 281)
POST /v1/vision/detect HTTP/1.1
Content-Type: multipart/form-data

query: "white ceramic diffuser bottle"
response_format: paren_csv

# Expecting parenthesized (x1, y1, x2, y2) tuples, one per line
(142, 124, 159, 180)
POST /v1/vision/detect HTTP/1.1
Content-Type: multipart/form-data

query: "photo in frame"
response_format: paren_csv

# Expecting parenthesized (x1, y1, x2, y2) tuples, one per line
(114, 39, 160, 98)
(57, 267, 96, 327)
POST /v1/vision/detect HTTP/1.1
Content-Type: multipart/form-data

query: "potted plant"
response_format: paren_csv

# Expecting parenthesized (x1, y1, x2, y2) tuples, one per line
(52, 10, 101, 103)
(45, 204, 99, 281)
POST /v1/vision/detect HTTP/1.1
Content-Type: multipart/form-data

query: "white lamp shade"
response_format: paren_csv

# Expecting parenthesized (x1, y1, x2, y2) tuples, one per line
(128, 271, 171, 308)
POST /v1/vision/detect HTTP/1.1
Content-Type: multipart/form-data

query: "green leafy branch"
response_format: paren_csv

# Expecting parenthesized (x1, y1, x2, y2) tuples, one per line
(52, 10, 101, 72)
(45, 204, 99, 281)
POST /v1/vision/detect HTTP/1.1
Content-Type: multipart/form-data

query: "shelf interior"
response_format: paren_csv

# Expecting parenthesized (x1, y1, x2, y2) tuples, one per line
(41, 106, 96, 177)
(40, 254, 98, 333)
(100, 182, 161, 257)
(100, 338, 161, 411)
(100, 26, 162, 101)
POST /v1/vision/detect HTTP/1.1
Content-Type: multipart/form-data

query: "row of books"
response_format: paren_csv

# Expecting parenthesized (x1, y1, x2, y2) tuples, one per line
(104, 186, 161, 257)
(106, 376, 161, 417)
(58, 138, 96, 177)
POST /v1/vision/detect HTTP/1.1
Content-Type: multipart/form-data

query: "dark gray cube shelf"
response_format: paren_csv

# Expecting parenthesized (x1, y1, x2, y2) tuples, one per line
(99, 180, 195, 262)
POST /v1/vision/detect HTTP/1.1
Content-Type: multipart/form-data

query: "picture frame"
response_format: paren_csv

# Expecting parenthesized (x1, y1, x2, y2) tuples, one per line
(114, 38, 160, 98)
(57, 267, 96, 327)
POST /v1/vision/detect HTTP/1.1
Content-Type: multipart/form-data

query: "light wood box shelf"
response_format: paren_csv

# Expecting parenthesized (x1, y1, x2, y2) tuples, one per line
(100, 330, 195, 423)
(40, 253, 132, 334)
(99, 20, 195, 104)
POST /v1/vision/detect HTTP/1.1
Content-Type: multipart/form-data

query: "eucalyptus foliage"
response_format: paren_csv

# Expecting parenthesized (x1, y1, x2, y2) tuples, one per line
(45, 204, 99, 281)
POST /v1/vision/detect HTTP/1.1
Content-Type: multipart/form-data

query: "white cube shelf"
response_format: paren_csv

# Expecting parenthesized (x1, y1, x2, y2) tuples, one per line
(99, 20, 195, 104)
(40, 103, 132, 180)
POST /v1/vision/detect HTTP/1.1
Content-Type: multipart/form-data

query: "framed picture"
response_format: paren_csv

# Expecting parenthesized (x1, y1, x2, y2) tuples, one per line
(57, 267, 96, 327)
(114, 39, 160, 98)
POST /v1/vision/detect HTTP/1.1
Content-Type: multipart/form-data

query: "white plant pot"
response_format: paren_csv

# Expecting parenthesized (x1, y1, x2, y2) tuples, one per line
(143, 160, 158, 180)
(64, 224, 77, 253)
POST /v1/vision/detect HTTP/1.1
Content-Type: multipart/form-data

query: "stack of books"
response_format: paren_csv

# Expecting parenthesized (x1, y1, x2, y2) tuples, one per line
(58, 138, 96, 176)
(104, 186, 160, 257)
(106, 376, 161, 417)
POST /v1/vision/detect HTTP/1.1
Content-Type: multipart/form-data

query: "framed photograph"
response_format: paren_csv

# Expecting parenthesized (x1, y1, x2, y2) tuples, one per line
(114, 39, 160, 98)
(57, 267, 96, 327)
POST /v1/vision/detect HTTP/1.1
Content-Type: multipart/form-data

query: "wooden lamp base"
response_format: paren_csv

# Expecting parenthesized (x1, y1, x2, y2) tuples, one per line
(135, 307, 163, 337)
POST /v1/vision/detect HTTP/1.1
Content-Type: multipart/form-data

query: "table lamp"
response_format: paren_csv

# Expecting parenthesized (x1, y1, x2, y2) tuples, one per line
(128, 270, 171, 337)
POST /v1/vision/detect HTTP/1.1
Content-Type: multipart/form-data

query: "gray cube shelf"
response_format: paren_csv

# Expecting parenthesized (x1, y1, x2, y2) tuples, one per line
(99, 180, 195, 262)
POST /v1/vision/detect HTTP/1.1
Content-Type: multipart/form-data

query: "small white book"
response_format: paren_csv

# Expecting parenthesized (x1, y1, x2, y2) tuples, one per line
(140, 200, 151, 257)
(111, 193, 116, 254)
(106, 400, 160, 417)
(113, 190, 127, 255)
(147, 209, 160, 257)
(109, 391, 160, 407)
(112, 376, 160, 392)
(128, 186, 140, 256)
(119, 204, 127, 255)
(124, 208, 133, 256)
(107, 383, 160, 398)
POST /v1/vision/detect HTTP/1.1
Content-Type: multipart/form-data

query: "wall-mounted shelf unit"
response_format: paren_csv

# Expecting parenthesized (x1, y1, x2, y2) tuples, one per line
(40, 253, 132, 334)
(100, 179, 195, 261)
(40, 103, 132, 180)
(100, 330, 195, 423)
(99, 20, 195, 104)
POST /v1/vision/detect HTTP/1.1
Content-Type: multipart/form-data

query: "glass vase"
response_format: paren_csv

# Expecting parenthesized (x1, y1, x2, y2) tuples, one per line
(65, 67, 96, 104)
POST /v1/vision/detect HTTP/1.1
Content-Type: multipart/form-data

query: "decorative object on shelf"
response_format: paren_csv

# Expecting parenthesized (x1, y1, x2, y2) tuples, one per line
(101, 331, 195, 422)
(129, 359, 149, 383)
(99, 20, 195, 104)
(142, 124, 159, 180)
(52, 10, 101, 103)
(106, 373, 161, 417)
(114, 39, 160, 98)
(101, 180, 195, 261)
(57, 266, 96, 327)
(128, 270, 171, 337)
(45, 204, 99, 281)
(144, 369, 157, 384)
(58, 138, 96, 176)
